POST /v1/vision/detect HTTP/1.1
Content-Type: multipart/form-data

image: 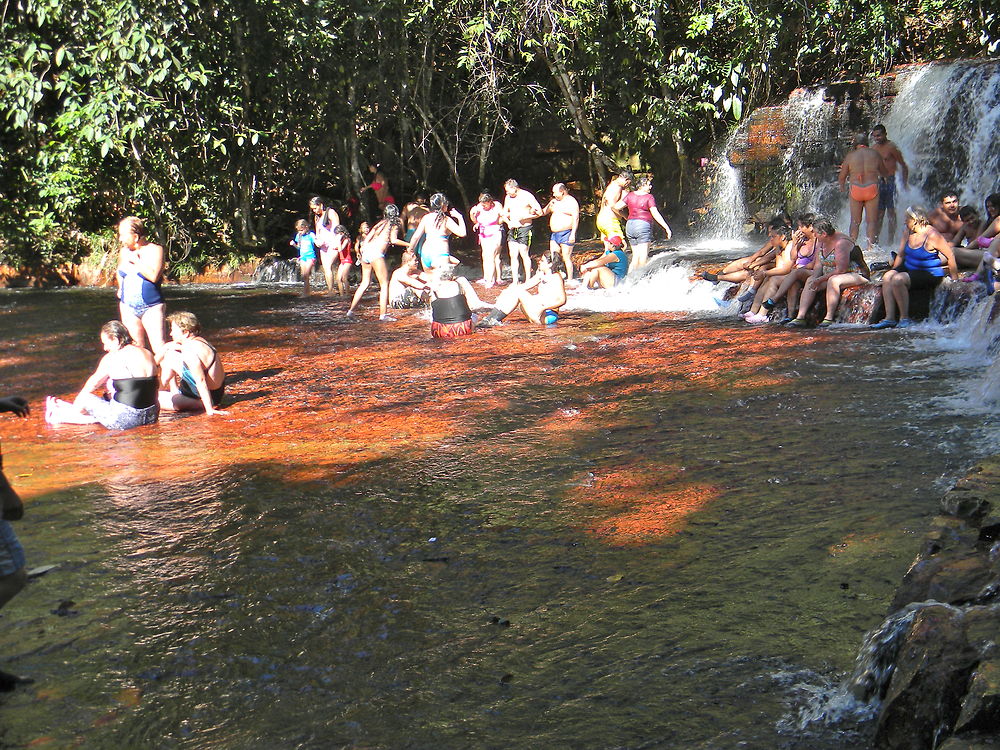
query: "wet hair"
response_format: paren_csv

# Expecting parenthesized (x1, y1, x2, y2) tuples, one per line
(905, 206, 931, 228)
(540, 251, 565, 275)
(853, 133, 869, 146)
(872, 124, 887, 134)
(986, 193, 1000, 214)
(938, 190, 959, 203)
(295, 219, 309, 233)
(635, 176, 652, 190)
(414, 192, 428, 203)
(478, 192, 494, 203)
(309, 196, 334, 230)
(850, 245, 871, 278)
(504, 179, 518, 189)
(814, 219, 836, 236)
(959, 205, 980, 222)
(166, 311, 202, 336)
(767, 216, 788, 231)
(795, 212, 817, 228)
(383, 203, 402, 229)
(332, 224, 350, 237)
(429, 193, 452, 229)
(119, 216, 147, 240)
(100, 320, 132, 346)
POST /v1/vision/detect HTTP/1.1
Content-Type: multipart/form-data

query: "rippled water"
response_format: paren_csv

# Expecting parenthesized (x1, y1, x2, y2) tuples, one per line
(0, 262, 994, 748)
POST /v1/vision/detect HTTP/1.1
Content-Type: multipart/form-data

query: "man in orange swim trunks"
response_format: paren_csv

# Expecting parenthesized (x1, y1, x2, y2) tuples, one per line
(838, 133, 883, 251)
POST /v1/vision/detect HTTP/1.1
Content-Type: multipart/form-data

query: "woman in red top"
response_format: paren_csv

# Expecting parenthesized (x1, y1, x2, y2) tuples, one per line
(367, 163, 395, 211)
(624, 177, 672, 273)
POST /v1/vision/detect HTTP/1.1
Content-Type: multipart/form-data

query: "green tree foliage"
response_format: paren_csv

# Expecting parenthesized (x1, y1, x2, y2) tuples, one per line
(0, 0, 995, 267)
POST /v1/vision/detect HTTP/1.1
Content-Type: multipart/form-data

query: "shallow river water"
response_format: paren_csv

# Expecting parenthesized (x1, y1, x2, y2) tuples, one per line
(0, 261, 993, 748)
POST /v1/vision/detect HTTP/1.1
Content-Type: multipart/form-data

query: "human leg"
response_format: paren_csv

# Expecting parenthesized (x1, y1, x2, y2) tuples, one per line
(559, 242, 575, 280)
(347, 264, 372, 315)
(299, 258, 315, 296)
(824, 273, 866, 321)
(629, 243, 649, 273)
(119, 304, 147, 350)
(320, 251, 336, 294)
(337, 262, 350, 295)
(139, 303, 166, 354)
(374, 258, 390, 319)
(848, 198, 863, 244)
(863, 195, 880, 248)
(44, 397, 98, 425)
(509, 242, 525, 284)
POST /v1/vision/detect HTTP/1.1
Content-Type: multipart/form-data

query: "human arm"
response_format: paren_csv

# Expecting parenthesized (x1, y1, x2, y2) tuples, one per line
(929, 231, 959, 280)
(0, 397, 29, 418)
(185, 347, 224, 416)
(650, 206, 672, 240)
(457, 277, 488, 309)
(389, 225, 409, 248)
(580, 253, 615, 272)
(569, 200, 580, 243)
(133, 243, 166, 282)
(894, 146, 909, 189)
(445, 209, 467, 238)
(73, 356, 113, 407)
(838, 160, 849, 192)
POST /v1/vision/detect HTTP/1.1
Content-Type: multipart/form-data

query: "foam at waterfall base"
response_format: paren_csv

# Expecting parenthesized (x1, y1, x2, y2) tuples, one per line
(564, 258, 737, 315)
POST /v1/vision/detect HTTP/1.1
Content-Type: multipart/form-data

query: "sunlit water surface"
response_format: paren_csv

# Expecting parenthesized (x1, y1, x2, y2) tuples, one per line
(0, 253, 995, 748)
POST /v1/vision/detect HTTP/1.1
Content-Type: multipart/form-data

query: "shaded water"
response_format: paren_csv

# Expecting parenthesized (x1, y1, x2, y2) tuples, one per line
(0, 270, 992, 748)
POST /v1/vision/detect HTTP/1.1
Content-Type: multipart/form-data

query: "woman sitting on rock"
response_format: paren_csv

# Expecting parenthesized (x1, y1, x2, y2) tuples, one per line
(787, 219, 871, 328)
(871, 207, 957, 330)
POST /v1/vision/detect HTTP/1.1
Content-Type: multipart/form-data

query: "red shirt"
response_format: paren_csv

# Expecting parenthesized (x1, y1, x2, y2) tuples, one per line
(625, 192, 656, 223)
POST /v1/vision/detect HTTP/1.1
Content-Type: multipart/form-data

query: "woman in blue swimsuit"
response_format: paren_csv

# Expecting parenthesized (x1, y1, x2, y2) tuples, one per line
(117, 217, 166, 353)
(872, 206, 958, 329)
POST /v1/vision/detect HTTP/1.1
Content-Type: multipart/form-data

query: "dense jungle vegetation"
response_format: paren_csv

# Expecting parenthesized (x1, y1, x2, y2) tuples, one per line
(1, 0, 997, 269)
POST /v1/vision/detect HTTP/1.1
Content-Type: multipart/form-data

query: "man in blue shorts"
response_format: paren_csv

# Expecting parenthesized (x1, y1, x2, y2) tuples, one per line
(540, 183, 580, 282)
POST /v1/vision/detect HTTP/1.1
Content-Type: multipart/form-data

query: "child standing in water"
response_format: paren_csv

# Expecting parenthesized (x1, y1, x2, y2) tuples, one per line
(331, 225, 354, 296)
(291, 219, 317, 297)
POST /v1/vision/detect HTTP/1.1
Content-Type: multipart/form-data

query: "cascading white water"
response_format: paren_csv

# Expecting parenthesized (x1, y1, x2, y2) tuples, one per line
(705, 146, 751, 238)
(719, 59, 1000, 253)
(884, 62, 1000, 212)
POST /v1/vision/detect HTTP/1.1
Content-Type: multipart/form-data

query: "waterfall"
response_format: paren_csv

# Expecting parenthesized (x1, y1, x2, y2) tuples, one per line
(884, 61, 1000, 210)
(784, 602, 963, 732)
(722, 59, 1000, 246)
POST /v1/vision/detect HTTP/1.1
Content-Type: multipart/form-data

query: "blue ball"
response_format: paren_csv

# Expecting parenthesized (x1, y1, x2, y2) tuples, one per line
(543, 310, 559, 325)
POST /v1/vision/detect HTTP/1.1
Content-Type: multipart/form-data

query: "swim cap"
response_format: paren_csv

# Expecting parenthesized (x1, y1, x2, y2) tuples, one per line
(543, 310, 558, 325)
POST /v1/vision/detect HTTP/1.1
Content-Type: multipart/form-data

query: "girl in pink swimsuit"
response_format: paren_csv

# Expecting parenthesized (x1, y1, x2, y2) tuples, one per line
(470, 192, 503, 287)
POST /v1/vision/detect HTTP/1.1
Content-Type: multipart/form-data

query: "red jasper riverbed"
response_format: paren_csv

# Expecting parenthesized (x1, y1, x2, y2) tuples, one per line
(0, 282, 983, 747)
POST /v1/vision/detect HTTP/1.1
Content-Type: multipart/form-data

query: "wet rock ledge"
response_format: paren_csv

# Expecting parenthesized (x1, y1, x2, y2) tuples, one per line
(873, 457, 1000, 750)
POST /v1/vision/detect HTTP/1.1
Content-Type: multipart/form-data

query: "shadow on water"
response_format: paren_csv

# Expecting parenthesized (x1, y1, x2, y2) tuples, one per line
(0, 284, 987, 748)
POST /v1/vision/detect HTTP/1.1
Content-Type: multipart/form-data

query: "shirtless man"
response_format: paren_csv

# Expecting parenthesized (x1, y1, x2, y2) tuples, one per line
(928, 191, 964, 244)
(539, 183, 580, 281)
(596, 170, 632, 251)
(502, 179, 542, 284)
(838, 133, 883, 250)
(477, 252, 568, 326)
(871, 124, 909, 243)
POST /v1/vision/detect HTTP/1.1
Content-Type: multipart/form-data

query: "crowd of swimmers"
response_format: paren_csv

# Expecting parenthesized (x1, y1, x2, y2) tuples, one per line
(288, 169, 672, 336)
(701, 125, 1000, 329)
